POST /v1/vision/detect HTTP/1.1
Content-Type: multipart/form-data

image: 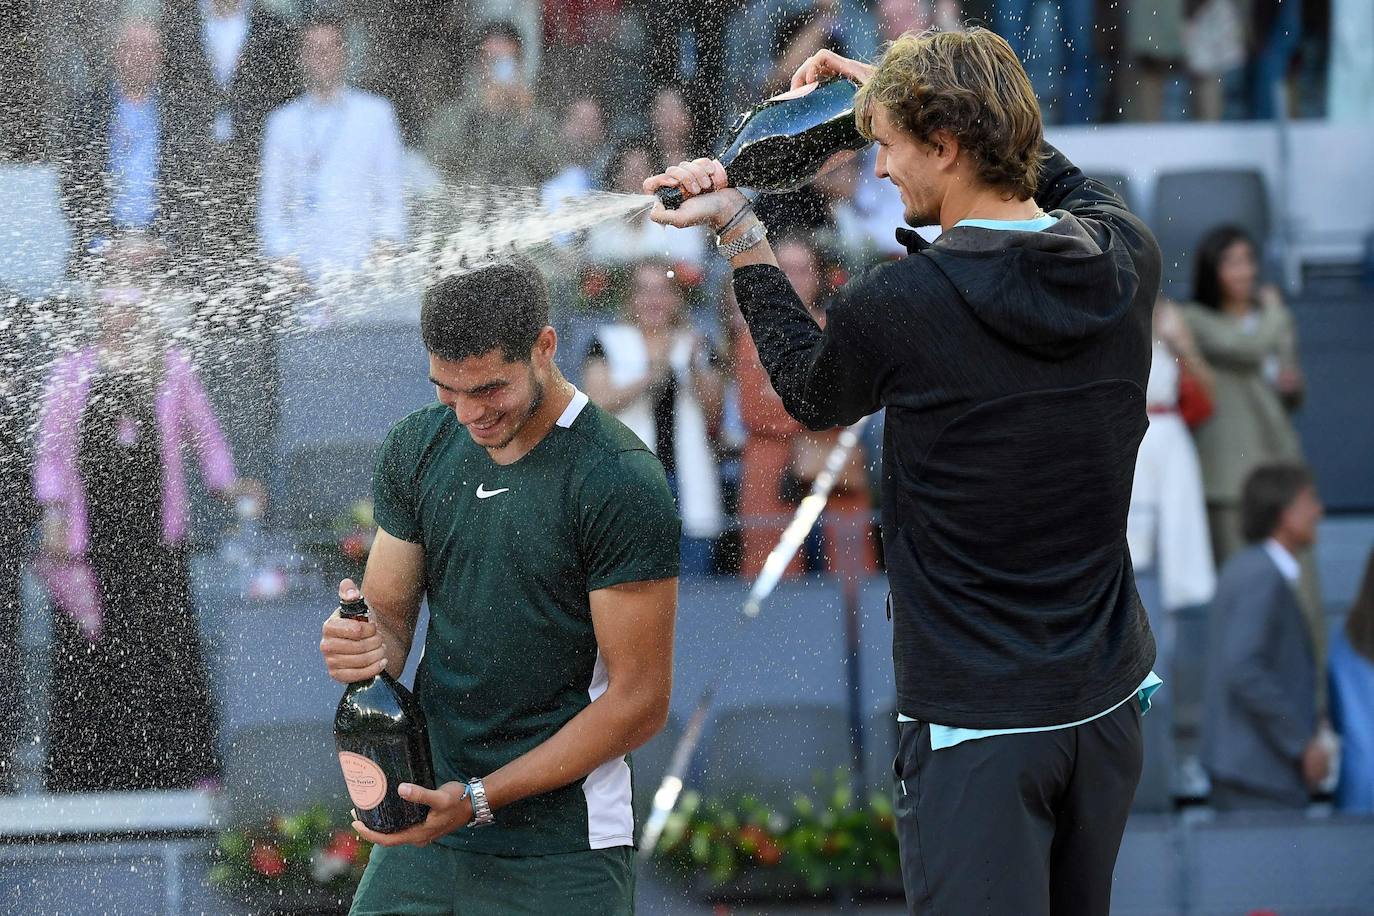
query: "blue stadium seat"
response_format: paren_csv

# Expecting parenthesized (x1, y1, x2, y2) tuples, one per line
(1151, 169, 1271, 300)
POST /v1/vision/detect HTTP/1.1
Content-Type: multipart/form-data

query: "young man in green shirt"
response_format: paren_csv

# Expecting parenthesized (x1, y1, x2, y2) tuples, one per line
(319, 260, 681, 914)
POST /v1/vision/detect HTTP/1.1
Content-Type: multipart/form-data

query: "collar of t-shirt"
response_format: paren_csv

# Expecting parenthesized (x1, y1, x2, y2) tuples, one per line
(1263, 538, 1302, 583)
(953, 214, 1058, 233)
(201, 0, 252, 88)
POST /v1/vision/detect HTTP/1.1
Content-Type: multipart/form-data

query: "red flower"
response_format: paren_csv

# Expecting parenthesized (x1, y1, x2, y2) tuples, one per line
(340, 531, 369, 561)
(738, 824, 783, 866)
(580, 269, 610, 300)
(326, 829, 361, 863)
(250, 842, 286, 878)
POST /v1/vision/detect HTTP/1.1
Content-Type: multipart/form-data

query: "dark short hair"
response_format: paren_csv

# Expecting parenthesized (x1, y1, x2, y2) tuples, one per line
(302, 10, 347, 39)
(421, 260, 548, 363)
(475, 20, 523, 54)
(1192, 225, 1257, 311)
(1241, 463, 1313, 544)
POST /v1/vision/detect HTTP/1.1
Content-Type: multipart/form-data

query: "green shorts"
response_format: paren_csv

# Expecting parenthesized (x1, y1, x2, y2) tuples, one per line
(349, 842, 635, 916)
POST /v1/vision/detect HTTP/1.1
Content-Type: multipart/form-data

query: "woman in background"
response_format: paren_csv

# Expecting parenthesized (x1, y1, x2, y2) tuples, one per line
(583, 259, 725, 574)
(34, 236, 253, 792)
(1331, 549, 1374, 813)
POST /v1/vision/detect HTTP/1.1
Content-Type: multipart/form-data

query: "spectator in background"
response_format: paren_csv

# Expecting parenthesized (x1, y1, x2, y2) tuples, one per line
(541, 93, 615, 207)
(59, 20, 202, 264)
(734, 236, 876, 578)
(652, 84, 695, 175)
(1128, 298, 1217, 618)
(583, 260, 725, 574)
(33, 234, 258, 792)
(997, 0, 1097, 122)
(1327, 0, 1374, 121)
(583, 139, 708, 269)
(1115, 0, 1188, 122)
(1202, 463, 1332, 810)
(1182, 226, 1305, 566)
(1331, 547, 1374, 813)
(162, 0, 299, 262)
(1248, 0, 1303, 118)
(258, 15, 406, 287)
(1127, 298, 1216, 795)
(420, 20, 562, 188)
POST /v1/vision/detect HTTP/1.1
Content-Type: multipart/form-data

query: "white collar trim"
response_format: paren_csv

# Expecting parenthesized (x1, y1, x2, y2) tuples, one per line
(556, 387, 589, 428)
(1263, 539, 1301, 584)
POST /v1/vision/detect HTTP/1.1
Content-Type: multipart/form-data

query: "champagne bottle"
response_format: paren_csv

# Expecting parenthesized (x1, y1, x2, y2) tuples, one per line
(656, 78, 870, 210)
(333, 595, 436, 833)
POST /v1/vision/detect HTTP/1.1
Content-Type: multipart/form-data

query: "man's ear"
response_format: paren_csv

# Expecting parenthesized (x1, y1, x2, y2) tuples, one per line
(532, 325, 558, 368)
(930, 129, 960, 170)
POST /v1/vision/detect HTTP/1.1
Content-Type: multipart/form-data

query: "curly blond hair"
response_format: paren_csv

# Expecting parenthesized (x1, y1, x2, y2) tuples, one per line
(855, 28, 1044, 201)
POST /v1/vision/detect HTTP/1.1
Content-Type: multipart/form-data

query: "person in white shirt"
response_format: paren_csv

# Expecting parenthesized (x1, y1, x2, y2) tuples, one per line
(258, 14, 405, 287)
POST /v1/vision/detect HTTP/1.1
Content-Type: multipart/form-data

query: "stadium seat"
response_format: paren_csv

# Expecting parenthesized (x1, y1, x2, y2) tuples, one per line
(1151, 169, 1271, 300)
(1085, 169, 1133, 210)
(0, 163, 71, 298)
(699, 704, 853, 806)
(222, 720, 343, 826)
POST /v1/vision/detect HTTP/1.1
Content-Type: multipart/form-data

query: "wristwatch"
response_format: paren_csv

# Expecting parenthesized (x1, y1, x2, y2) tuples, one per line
(466, 777, 494, 828)
(716, 219, 768, 260)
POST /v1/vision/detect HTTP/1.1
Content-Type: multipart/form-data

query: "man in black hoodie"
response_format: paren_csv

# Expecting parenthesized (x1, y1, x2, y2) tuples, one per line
(646, 28, 1160, 916)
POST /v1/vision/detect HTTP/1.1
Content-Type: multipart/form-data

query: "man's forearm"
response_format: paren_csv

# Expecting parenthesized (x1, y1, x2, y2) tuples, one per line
(479, 684, 666, 815)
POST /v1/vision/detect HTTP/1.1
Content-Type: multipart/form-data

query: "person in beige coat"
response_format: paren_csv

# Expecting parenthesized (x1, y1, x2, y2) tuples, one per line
(1182, 225, 1326, 701)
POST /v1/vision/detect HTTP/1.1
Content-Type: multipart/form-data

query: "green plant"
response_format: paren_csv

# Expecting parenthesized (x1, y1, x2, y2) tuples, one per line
(211, 805, 371, 896)
(654, 771, 900, 893)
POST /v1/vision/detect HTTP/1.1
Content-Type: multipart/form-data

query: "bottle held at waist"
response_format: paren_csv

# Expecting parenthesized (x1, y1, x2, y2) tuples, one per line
(656, 78, 871, 210)
(333, 595, 436, 833)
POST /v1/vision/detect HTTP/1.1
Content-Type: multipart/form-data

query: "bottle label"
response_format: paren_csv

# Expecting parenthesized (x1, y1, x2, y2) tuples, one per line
(338, 751, 387, 810)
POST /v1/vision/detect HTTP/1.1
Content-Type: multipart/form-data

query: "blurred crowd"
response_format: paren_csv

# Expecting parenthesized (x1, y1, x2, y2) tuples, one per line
(0, 1, 1369, 823)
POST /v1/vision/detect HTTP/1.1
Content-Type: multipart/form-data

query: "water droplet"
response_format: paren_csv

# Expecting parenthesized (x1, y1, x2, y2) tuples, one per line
(666, 270, 676, 279)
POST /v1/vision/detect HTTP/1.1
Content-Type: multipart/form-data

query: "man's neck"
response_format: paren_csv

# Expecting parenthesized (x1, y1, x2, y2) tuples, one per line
(487, 373, 576, 466)
(939, 181, 1042, 233)
(310, 83, 344, 104)
(1270, 530, 1305, 556)
(118, 83, 155, 103)
(209, 0, 246, 19)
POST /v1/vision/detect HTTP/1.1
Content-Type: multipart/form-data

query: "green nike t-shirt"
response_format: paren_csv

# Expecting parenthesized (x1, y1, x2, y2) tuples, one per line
(371, 389, 681, 855)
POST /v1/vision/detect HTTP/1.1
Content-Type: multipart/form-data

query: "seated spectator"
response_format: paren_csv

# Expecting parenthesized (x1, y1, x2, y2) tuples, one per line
(258, 14, 405, 288)
(541, 93, 615, 207)
(420, 20, 561, 188)
(59, 19, 202, 264)
(33, 235, 260, 792)
(582, 139, 707, 269)
(652, 84, 695, 173)
(582, 260, 725, 574)
(1202, 463, 1332, 810)
(996, 0, 1097, 122)
(1331, 548, 1374, 813)
(734, 236, 877, 578)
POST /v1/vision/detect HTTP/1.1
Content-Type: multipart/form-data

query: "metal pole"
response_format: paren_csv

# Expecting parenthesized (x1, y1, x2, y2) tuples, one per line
(638, 416, 871, 860)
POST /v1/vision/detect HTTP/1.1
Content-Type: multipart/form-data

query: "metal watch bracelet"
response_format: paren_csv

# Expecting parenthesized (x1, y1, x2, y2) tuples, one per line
(466, 777, 494, 827)
(716, 219, 768, 259)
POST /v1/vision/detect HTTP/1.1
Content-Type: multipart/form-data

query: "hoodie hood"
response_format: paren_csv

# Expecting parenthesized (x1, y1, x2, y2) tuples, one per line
(898, 213, 1141, 360)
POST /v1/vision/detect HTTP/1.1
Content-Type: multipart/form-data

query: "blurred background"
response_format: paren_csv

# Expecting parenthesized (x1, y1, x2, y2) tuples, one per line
(0, 0, 1371, 913)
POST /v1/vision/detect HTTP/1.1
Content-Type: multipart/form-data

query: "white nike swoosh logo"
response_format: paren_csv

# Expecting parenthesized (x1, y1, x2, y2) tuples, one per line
(475, 485, 510, 499)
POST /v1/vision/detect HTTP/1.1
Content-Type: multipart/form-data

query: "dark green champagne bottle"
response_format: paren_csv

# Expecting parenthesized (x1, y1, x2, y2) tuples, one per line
(333, 595, 436, 833)
(656, 78, 870, 210)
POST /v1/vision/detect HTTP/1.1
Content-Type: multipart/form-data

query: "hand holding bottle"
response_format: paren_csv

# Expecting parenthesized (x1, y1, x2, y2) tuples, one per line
(645, 160, 747, 230)
(320, 578, 389, 683)
(789, 48, 875, 91)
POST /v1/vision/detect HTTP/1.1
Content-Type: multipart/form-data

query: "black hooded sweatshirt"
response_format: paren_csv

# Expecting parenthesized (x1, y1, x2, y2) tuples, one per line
(732, 145, 1159, 729)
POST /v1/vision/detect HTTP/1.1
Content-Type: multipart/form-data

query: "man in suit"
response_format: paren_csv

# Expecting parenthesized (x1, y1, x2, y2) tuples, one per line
(1203, 462, 1334, 809)
(162, 0, 299, 260)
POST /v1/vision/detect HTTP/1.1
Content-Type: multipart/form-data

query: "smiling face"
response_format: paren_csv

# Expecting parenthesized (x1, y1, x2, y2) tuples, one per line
(869, 104, 946, 227)
(428, 330, 555, 451)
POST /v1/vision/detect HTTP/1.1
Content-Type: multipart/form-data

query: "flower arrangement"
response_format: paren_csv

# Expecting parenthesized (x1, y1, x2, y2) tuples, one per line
(211, 805, 371, 903)
(653, 772, 901, 895)
(336, 498, 376, 566)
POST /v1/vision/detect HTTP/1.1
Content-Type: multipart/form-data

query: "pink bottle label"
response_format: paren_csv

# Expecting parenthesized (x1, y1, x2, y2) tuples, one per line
(338, 752, 388, 810)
